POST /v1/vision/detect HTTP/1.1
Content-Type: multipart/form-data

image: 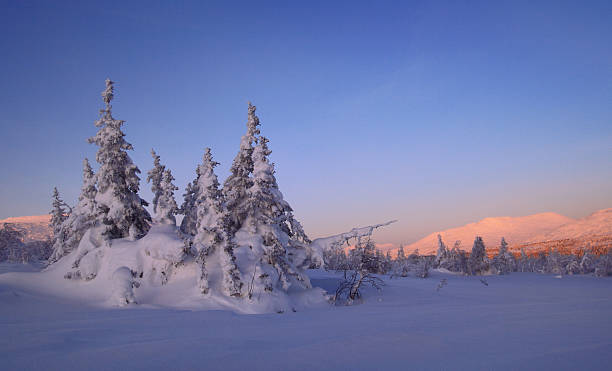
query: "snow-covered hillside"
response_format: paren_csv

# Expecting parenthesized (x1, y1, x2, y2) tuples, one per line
(405, 212, 573, 254)
(1, 267, 611, 370)
(532, 208, 612, 241)
(0, 215, 51, 242)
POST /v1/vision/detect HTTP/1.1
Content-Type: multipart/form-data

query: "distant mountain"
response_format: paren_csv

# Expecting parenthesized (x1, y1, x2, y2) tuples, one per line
(403, 209, 612, 256)
(0, 215, 51, 242)
(531, 208, 612, 241)
(404, 212, 573, 255)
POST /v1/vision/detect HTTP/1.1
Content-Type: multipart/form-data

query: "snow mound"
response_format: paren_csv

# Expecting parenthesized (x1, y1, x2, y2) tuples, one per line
(1, 225, 327, 314)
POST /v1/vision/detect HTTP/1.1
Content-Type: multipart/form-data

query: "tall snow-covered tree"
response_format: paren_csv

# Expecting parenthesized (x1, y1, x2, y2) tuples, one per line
(222, 102, 260, 233)
(156, 169, 179, 225)
(240, 135, 314, 294)
(191, 148, 242, 296)
(147, 149, 166, 218)
(49, 159, 98, 263)
(87, 79, 151, 240)
(467, 236, 489, 275)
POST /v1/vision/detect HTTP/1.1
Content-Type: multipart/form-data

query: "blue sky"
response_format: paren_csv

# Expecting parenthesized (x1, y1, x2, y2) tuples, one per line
(1, 0, 611, 245)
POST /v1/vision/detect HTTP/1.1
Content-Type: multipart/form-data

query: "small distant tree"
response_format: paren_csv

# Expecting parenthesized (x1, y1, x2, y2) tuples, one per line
(545, 249, 564, 274)
(580, 251, 597, 274)
(434, 234, 449, 267)
(467, 236, 489, 275)
(334, 238, 384, 304)
(594, 249, 612, 277)
(517, 248, 530, 272)
(491, 237, 516, 275)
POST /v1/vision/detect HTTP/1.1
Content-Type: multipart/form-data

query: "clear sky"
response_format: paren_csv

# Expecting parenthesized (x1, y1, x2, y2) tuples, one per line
(1, 0, 611, 245)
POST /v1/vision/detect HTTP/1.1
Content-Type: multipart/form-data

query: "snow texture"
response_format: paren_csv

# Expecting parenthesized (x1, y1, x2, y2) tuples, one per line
(1, 267, 611, 370)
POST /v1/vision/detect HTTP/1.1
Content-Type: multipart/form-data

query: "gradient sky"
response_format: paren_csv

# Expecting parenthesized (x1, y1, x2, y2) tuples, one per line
(1, 0, 611, 246)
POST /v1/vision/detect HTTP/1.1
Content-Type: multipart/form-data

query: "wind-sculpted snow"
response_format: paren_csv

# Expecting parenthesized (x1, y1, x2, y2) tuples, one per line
(4, 225, 328, 313)
(1, 268, 611, 370)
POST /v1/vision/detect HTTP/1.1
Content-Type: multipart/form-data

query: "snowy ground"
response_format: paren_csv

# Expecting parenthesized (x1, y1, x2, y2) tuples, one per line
(1, 267, 611, 370)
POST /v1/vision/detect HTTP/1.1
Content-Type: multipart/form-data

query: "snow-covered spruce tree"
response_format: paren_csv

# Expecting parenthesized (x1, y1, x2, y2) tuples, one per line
(180, 177, 199, 236)
(545, 248, 564, 274)
(50, 187, 69, 241)
(222, 102, 260, 234)
(467, 236, 489, 275)
(517, 248, 530, 272)
(155, 169, 179, 225)
(146, 149, 166, 220)
(49, 159, 98, 263)
(565, 254, 582, 275)
(394, 244, 409, 277)
(491, 237, 516, 275)
(191, 148, 242, 297)
(87, 79, 151, 240)
(594, 249, 612, 277)
(240, 135, 314, 295)
(580, 250, 596, 274)
(434, 234, 448, 268)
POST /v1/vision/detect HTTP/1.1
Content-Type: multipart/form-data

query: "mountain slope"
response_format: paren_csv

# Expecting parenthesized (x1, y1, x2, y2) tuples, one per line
(0, 215, 51, 242)
(531, 208, 612, 241)
(405, 212, 574, 255)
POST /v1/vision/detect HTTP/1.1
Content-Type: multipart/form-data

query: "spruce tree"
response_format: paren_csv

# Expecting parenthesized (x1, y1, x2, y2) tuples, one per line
(467, 236, 489, 275)
(491, 237, 516, 274)
(192, 148, 242, 296)
(180, 178, 199, 236)
(223, 102, 260, 233)
(156, 169, 179, 225)
(50, 187, 69, 238)
(87, 79, 151, 240)
(147, 149, 166, 219)
(435, 234, 448, 267)
(241, 135, 313, 293)
(49, 159, 97, 263)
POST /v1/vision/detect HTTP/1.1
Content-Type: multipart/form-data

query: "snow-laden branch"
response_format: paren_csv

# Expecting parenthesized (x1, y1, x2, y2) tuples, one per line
(310, 220, 397, 256)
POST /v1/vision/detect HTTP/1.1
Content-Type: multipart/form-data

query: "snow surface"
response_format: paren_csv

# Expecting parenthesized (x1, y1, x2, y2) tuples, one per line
(1, 266, 611, 370)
